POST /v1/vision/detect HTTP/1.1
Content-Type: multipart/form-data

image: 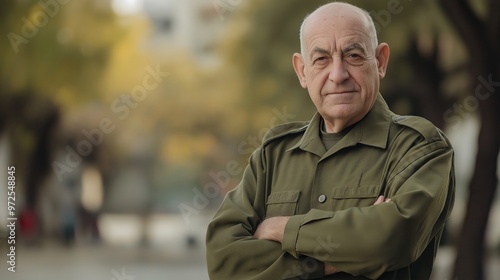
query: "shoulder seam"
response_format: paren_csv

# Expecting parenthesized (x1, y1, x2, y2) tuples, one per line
(262, 122, 308, 147)
(391, 114, 444, 143)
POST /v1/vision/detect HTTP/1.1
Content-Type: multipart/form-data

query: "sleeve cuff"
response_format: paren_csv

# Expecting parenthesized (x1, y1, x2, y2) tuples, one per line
(283, 209, 335, 259)
(282, 214, 304, 258)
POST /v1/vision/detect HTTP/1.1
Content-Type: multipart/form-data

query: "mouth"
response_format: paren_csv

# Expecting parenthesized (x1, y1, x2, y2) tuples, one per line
(324, 91, 356, 96)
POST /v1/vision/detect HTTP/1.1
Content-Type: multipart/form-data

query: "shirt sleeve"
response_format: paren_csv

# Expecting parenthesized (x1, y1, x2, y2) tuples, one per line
(206, 149, 325, 280)
(281, 136, 455, 279)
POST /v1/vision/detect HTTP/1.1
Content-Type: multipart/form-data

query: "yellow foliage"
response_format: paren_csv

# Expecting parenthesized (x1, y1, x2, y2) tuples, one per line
(161, 133, 217, 164)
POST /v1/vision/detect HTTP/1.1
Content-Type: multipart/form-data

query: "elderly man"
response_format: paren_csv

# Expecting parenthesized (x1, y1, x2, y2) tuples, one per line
(206, 2, 455, 279)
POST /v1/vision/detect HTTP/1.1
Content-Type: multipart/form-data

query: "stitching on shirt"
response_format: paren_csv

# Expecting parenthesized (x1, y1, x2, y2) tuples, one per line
(387, 142, 448, 185)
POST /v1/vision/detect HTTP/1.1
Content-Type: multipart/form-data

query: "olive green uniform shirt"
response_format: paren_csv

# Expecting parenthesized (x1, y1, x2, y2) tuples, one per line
(206, 94, 455, 279)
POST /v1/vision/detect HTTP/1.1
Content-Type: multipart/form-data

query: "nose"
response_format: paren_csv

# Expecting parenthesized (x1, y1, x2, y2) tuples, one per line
(328, 57, 350, 84)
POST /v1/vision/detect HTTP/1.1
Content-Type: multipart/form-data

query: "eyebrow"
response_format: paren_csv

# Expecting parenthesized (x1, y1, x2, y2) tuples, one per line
(309, 47, 330, 61)
(342, 43, 366, 54)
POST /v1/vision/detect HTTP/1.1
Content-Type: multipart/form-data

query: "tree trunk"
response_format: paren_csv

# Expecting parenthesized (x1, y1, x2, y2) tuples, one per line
(453, 80, 500, 279)
(439, 0, 500, 279)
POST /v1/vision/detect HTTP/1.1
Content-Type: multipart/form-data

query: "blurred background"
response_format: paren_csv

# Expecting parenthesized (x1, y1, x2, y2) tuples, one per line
(0, 0, 498, 279)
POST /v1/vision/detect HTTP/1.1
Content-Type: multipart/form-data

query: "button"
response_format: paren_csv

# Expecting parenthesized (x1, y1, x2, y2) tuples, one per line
(318, 194, 327, 203)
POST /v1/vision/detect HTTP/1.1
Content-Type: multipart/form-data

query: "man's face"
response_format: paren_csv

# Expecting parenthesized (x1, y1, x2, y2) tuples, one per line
(293, 5, 389, 132)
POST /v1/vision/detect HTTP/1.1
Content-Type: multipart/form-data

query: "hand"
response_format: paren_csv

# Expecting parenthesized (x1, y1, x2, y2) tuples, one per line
(324, 263, 340, 275)
(374, 195, 391, 205)
(254, 216, 290, 243)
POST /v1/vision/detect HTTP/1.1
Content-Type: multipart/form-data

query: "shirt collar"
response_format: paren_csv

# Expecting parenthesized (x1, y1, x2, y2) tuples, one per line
(288, 94, 392, 157)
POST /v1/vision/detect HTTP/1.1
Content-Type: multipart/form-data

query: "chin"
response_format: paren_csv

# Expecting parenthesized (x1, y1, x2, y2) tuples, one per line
(324, 105, 360, 119)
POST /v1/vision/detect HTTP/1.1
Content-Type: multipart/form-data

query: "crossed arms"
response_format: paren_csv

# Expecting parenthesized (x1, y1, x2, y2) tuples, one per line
(206, 138, 454, 279)
(254, 195, 391, 276)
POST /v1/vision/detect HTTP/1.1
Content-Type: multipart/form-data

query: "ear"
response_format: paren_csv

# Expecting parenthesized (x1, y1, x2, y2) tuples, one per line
(292, 53, 307, 88)
(375, 43, 390, 79)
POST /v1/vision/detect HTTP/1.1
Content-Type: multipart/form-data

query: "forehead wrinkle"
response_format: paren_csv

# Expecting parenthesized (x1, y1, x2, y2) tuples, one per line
(304, 16, 371, 42)
(299, 3, 378, 55)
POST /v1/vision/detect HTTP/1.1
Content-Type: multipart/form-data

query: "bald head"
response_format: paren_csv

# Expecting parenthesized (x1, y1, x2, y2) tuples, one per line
(299, 2, 378, 57)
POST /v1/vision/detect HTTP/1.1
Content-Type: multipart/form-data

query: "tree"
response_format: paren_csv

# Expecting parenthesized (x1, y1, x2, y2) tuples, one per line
(438, 0, 500, 279)
(0, 1, 124, 223)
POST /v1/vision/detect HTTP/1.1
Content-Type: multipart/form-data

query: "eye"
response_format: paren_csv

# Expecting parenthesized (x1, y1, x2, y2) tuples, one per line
(313, 56, 330, 66)
(344, 53, 365, 65)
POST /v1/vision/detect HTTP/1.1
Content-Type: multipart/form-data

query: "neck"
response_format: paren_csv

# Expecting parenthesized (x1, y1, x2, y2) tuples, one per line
(323, 118, 357, 133)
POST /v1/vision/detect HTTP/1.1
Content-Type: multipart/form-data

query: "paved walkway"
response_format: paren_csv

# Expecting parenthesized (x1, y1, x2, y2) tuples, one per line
(0, 244, 209, 280)
(1, 243, 498, 280)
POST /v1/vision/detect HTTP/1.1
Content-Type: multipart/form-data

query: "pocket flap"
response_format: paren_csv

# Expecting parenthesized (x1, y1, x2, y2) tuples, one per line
(267, 191, 301, 204)
(331, 185, 380, 199)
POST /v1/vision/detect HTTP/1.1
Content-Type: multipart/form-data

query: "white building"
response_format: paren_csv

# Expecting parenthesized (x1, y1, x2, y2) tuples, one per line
(137, 0, 228, 65)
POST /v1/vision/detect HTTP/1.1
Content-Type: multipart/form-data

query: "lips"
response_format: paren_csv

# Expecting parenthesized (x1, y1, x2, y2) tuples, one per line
(324, 91, 356, 95)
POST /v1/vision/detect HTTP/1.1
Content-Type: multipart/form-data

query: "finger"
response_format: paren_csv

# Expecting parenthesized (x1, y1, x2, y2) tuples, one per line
(374, 195, 385, 205)
(385, 198, 391, 203)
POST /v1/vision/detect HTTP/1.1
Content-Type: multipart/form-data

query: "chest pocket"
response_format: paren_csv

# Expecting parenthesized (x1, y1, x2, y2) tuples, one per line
(265, 191, 300, 217)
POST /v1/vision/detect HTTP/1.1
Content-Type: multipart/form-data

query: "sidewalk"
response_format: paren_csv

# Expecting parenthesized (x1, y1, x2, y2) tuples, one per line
(1, 243, 498, 280)
(0, 243, 209, 280)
